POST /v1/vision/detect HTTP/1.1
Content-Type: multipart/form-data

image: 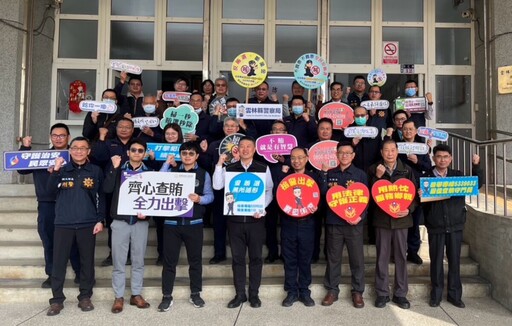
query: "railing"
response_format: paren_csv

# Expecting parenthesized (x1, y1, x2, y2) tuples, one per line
(446, 131, 512, 216)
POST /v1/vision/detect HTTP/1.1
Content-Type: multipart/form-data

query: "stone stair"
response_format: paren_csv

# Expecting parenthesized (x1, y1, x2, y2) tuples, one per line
(0, 185, 491, 304)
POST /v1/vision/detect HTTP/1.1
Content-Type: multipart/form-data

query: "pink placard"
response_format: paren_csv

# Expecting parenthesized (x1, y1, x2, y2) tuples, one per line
(318, 102, 354, 130)
(256, 134, 298, 163)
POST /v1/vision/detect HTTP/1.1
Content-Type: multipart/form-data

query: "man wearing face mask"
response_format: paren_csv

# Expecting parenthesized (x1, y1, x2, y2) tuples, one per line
(82, 89, 121, 141)
(401, 79, 434, 128)
(137, 94, 163, 144)
(115, 72, 144, 118)
(283, 96, 317, 148)
(187, 92, 213, 144)
(351, 106, 382, 173)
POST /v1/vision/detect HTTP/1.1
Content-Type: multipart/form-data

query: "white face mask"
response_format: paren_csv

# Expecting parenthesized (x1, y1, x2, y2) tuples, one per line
(194, 108, 203, 114)
(102, 98, 116, 104)
(143, 104, 156, 114)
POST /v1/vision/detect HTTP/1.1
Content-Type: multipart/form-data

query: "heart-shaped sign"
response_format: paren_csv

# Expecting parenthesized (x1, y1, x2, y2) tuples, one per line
(326, 183, 370, 225)
(371, 179, 416, 218)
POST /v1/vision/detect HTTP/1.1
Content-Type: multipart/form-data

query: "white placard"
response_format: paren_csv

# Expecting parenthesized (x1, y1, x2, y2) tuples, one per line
(236, 103, 283, 120)
(110, 61, 143, 74)
(343, 126, 379, 138)
(132, 117, 160, 129)
(224, 172, 266, 216)
(398, 142, 429, 155)
(79, 101, 117, 114)
(118, 171, 195, 217)
(360, 100, 390, 111)
(162, 92, 191, 103)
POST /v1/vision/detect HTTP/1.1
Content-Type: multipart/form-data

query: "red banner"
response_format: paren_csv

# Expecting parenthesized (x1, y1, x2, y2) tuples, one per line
(326, 183, 369, 225)
(318, 102, 354, 129)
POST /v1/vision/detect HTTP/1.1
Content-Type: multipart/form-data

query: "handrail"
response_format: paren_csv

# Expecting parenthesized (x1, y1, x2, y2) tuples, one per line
(447, 131, 512, 216)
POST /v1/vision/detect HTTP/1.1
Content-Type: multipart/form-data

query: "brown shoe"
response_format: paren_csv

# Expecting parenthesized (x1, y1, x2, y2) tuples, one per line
(130, 295, 150, 309)
(321, 292, 338, 306)
(111, 297, 124, 313)
(352, 292, 365, 308)
(47, 303, 64, 316)
(78, 298, 94, 312)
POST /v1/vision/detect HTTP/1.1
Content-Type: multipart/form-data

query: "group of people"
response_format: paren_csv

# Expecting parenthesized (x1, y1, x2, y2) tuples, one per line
(18, 73, 482, 316)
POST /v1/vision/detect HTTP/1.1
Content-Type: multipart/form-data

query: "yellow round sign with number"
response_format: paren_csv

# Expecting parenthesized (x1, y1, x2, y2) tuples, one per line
(231, 52, 268, 88)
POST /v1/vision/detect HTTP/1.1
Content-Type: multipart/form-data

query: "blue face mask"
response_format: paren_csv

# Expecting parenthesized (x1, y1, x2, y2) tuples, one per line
(292, 106, 304, 115)
(102, 98, 116, 104)
(355, 116, 367, 126)
(143, 104, 156, 114)
(405, 88, 416, 97)
(227, 108, 237, 117)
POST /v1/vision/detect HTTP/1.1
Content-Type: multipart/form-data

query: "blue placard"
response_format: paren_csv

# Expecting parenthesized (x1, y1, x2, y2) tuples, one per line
(419, 176, 479, 198)
(146, 143, 181, 161)
(3, 150, 70, 171)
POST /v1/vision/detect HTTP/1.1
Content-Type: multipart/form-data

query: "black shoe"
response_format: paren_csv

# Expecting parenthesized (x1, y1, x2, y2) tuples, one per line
(209, 256, 226, 265)
(407, 253, 423, 265)
(227, 294, 247, 308)
(282, 293, 299, 307)
(299, 295, 315, 307)
(101, 254, 112, 266)
(447, 297, 465, 308)
(264, 254, 278, 264)
(249, 296, 261, 308)
(158, 296, 173, 312)
(41, 277, 51, 289)
(189, 293, 205, 308)
(156, 256, 163, 266)
(429, 299, 440, 307)
(375, 296, 390, 308)
(392, 296, 411, 309)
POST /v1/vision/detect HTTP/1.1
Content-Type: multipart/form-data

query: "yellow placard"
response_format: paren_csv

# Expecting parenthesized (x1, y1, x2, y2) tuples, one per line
(231, 52, 268, 89)
(498, 65, 512, 94)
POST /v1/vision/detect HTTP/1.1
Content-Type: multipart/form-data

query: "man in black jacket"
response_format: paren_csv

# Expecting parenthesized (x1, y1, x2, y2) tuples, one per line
(420, 144, 482, 309)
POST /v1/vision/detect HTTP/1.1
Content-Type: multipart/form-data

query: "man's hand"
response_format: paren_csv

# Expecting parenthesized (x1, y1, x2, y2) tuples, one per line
(91, 111, 100, 124)
(217, 153, 227, 166)
(472, 154, 480, 165)
(395, 209, 410, 218)
(407, 154, 418, 164)
(137, 212, 146, 220)
(53, 157, 65, 172)
(99, 127, 109, 141)
(111, 155, 122, 168)
(142, 126, 155, 137)
(22, 136, 32, 147)
(200, 139, 208, 152)
(166, 154, 177, 167)
(375, 164, 386, 178)
(270, 93, 278, 102)
(93, 222, 104, 234)
(426, 92, 433, 103)
(123, 113, 132, 119)
(253, 210, 266, 219)
(120, 71, 128, 84)
(189, 193, 201, 204)
(282, 94, 289, 103)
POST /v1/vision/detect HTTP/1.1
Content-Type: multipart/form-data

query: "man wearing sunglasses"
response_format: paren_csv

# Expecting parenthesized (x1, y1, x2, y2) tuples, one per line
(103, 139, 152, 313)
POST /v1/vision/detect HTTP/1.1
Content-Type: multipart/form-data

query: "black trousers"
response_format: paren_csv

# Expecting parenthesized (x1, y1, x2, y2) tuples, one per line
(281, 216, 315, 296)
(155, 217, 164, 257)
(324, 224, 365, 295)
(212, 189, 228, 258)
(428, 230, 463, 302)
(227, 218, 265, 297)
(407, 206, 422, 255)
(265, 199, 279, 258)
(50, 226, 96, 305)
(162, 224, 203, 295)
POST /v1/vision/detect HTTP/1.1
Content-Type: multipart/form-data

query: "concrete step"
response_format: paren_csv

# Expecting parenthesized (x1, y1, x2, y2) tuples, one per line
(0, 184, 35, 197)
(0, 276, 491, 304)
(0, 240, 470, 261)
(0, 197, 37, 211)
(0, 257, 480, 280)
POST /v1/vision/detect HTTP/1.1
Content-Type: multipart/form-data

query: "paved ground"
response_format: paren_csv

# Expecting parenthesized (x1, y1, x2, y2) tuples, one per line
(2, 296, 511, 326)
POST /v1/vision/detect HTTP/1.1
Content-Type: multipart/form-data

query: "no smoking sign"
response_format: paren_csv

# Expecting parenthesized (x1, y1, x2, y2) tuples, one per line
(382, 41, 399, 64)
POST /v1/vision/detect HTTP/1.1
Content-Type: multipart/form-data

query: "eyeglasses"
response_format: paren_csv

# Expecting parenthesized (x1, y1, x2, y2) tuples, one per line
(337, 151, 354, 156)
(70, 147, 89, 152)
(290, 156, 307, 161)
(180, 151, 197, 157)
(130, 148, 145, 154)
(394, 117, 407, 122)
(369, 91, 381, 94)
(51, 134, 67, 140)
(129, 83, 141, 87)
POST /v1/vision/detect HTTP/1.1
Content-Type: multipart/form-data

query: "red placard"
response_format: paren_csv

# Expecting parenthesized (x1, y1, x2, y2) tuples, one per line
(276, 173, 320, 218)
(326, 183, 369, 225)
(318, 102, 354, 130)
(371, 179, 416, 218)
(308, 140, 339, 171)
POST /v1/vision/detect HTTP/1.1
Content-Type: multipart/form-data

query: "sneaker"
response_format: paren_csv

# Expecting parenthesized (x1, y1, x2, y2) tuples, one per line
(392, 296, 411, 309)
(41, 277, 51, 289)
(189, 293, 205, 308)
(158, 296, 173, 312)
(101, 254, 112, 266)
